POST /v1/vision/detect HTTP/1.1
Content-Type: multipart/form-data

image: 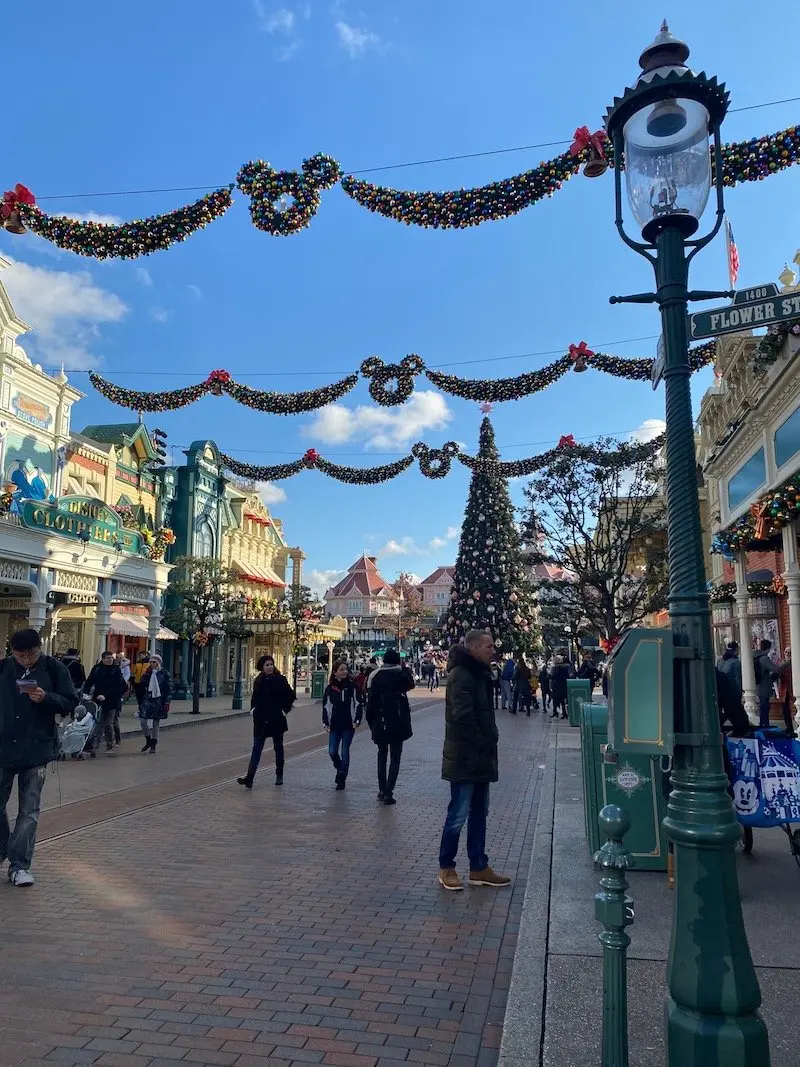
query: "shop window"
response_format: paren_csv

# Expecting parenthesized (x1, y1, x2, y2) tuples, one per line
(196, 520, 215, 558)
(727, 448, 767, 512)
(775, 405, 800, 470)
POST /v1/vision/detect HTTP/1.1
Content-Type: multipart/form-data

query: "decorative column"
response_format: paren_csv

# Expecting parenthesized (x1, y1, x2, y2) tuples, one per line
(94, 608, 112, 661)
(733, 549, 758, 723)
(326, 640, 335, 675)
(781, 521, 800, 731)
(147, 613, 160, 656)
(28, 600, 48, 637)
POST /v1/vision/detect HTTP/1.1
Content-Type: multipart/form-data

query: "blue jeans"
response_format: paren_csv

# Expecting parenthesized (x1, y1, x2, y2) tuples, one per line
(328, 729, 354, 776)
(0, 766, 46, 872)
(501, 679, 512, 709)
(438, 782, 490, 872)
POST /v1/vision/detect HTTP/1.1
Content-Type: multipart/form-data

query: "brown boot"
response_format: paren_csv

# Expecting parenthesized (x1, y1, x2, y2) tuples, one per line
(438, 868, 463, 892)
(468, 867, 511, 888)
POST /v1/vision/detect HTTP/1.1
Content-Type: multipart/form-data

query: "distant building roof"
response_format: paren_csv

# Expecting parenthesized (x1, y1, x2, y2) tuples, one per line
(532, 562, 574, 582)
(419, 566, 455, 586)
(327, 554, 397, 599)
(81, 423, 142, 444)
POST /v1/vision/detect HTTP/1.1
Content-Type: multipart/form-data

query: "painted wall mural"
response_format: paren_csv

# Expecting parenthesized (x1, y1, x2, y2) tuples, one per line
(3, 431, 55, 513)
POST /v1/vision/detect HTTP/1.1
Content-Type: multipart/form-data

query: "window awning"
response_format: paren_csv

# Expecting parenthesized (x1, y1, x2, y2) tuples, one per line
(231, 557, 286, 588)
(156, 625, 179, 641)
(108, 612, 148, 637)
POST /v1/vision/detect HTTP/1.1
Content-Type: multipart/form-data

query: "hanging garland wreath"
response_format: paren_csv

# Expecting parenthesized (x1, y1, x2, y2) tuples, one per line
(219, 432, 664, 485)
(2, 125, 797, 256)
(708, 579, 783, 603)
(20, 188, 233, 260)
(711, 477, 800, 555)
(750, 319, 800, 375)
(88, 338, 722, 414)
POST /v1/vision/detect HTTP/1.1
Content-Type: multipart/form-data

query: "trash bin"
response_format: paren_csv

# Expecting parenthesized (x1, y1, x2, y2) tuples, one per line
(579, 701, 668, 870)
(567, 678, 591, 727)
(311, 670, 326, 700)
(580, 702, 609, 855)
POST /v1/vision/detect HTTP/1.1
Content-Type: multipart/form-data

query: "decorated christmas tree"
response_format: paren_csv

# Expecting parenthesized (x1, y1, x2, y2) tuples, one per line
(444, 416, 537, 652)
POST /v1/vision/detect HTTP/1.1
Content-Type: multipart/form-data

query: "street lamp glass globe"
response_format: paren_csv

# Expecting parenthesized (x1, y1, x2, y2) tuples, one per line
(623, 96, 711, 234)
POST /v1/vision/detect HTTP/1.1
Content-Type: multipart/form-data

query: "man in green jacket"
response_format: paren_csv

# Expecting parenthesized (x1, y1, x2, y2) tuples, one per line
(438, 630, 511, 891)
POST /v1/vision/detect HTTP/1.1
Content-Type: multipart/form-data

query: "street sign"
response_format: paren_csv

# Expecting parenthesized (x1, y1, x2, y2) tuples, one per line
(651, 335, 665, 391)
(688, 285, 800, 340)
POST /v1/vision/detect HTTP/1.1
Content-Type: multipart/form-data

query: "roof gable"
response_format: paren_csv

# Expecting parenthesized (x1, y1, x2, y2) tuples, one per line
(327, 553, 398, 599)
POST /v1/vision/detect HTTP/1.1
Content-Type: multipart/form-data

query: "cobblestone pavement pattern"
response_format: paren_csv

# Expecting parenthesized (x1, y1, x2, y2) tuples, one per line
(0, 699, 549, 1067)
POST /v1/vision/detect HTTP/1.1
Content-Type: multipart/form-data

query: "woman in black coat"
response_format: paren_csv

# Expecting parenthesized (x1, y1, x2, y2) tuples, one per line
(85, 651, 127, 752)
(238, 655, 295, 788)
(365, 648, 415, 805)
(549, 655, 573, 719)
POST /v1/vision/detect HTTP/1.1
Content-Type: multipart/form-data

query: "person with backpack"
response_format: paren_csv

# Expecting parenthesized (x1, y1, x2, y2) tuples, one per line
(60, 649, 86, 692)
(366, 647, 415, 805)
(753, 639, 788, 728)
(322, 661, 363, 790)
(0, 628, 78, 886)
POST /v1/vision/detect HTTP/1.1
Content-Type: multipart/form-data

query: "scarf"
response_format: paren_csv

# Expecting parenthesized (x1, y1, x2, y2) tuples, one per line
(147, 669, 162, 700)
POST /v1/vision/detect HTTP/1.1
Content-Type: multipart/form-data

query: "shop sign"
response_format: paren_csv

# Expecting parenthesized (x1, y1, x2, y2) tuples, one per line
(20, 495, 144, 554)
(11, 392, 53, 431)
(0, 597, 30, 611)
(47, 591, 97, 606)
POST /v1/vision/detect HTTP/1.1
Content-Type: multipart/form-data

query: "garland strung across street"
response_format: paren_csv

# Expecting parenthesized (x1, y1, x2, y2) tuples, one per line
(2, 124, 797, 256)
(87, 340, 718, 413)
(219, 433, 665, 485)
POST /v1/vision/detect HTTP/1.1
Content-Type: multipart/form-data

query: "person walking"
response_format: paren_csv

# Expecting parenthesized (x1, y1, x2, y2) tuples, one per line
(500, 655, 514, 710)
(0, 628, 78, 886)
(538, 662, 551, 713)
(576, 651, 599, 693)
(85, 651, 127, 752)
(322, 661, 363, 790)
(512, 653, 532, 716)
(237, 655, 295, 788)
(489, 661, 501, 710)
(132, 652, 150, 708)
(716, 641, 743, 697)
(61, 649, 86, 693)
(753, 639, 788, 728)
(438, 631, 511, 891)
(549, 654, 573, 719)
(366, 647, 415, 805)
(138, 654, 171, 752)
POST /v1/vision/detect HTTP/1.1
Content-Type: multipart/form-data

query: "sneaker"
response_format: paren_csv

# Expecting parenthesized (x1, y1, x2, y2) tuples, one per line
(9, 868, 34, 888)
(468, 867, 511, 888)
(237, 776, 253, 789)
(438, 868, 463, 892)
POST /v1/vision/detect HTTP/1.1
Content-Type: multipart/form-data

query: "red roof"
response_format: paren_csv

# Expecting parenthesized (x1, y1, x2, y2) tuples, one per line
(532, 562, 574, 582)
(328, 554, 397, 599)
(419, 566, 455, 586)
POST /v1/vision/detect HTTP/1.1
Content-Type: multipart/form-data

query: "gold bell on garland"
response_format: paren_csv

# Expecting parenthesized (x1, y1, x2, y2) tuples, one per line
(582, 145, 609, 179)
(2, 209, 26, 235)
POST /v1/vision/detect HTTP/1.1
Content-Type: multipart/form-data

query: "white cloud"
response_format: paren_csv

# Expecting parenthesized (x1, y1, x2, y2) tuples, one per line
(629, 418, 666, 444)
(380, 537, 417, 556)
(134, 267, 152, 287)
(187, 284, 203, 299)
(255, 480, 287, 505)
(335, 19, 379, 56)
(305, 390, 452, 450)
(254, 2, 295, 32)
(149, 306, 170, 323)
(379, 525, 459, 557)
(1, 255, 128, 369)
(308, 567, 346, 599)
(64, 211, 124, 225)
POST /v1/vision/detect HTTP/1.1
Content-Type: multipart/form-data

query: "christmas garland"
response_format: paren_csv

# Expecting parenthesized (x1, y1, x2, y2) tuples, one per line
(708, 578, 783, 603)
(711, 476, 800, 554)
(750, 319, 800, 375)
(19, 188, 233, 260)
(2, 125, 797, 255)
(88, 338, 719, 415)
(89, 368, 359, 414)
(220, 433, 664, 485)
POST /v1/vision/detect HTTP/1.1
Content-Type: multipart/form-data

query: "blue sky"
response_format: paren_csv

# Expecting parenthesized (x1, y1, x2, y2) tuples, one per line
(2, 1, 798, 596)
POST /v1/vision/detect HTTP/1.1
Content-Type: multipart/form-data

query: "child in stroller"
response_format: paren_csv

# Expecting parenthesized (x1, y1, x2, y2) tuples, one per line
(60, 700, 97, 760)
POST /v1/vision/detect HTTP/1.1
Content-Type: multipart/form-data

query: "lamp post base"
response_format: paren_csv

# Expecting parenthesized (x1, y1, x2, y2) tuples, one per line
(666, 999, 769, 1063)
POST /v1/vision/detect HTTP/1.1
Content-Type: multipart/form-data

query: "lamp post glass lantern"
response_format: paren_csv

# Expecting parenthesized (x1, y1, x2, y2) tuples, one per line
(605, 22, 768, 1066)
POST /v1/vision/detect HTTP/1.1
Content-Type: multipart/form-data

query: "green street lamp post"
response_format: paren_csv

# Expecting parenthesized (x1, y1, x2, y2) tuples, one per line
(231, 594, 251, 711)
(604, 23, 768, 1065)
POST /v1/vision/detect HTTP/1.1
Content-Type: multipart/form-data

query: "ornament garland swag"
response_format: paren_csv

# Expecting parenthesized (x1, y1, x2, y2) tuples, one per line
(2, 124, 797, 255)
(87, 340, 718, 414)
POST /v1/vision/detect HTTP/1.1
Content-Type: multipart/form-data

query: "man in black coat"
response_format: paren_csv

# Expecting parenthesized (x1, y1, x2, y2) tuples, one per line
(0, 628, 78, 886)
(438, 630, 511, 891)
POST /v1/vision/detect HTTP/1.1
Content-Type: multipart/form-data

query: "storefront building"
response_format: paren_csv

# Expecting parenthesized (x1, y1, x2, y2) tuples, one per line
(698, 258, 800, 722)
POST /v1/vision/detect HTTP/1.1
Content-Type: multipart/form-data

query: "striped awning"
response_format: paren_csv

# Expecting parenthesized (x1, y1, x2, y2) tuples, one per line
(231, 558, 286, 588)
(107, 613, 179, 642)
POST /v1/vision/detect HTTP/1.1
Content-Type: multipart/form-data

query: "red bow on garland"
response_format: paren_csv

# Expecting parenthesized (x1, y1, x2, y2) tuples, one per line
(557, 434, 576, 448)
(206, 369, 231, 384)
(568, 341, 594, 362)
(749, 500, 771, 541)
(303, 448, 320, 465)
(569, 127, 606, 159)
(0, 183, 35, 218)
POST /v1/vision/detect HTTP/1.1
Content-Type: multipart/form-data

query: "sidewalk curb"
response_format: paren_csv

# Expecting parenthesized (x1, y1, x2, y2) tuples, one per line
(119, 709, 251, 736)
(498, 727, 557, 1067)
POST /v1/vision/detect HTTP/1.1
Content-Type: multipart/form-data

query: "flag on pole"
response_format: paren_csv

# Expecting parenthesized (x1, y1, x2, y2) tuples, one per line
(725, 218, 740, 289)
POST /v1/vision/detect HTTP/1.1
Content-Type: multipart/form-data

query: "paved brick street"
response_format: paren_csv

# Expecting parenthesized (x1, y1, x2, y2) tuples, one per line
(0, 698, 549, 1067)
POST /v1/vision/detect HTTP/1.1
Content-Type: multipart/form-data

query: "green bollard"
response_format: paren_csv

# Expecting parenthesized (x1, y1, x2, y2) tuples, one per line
(595, 804, 634, 1067)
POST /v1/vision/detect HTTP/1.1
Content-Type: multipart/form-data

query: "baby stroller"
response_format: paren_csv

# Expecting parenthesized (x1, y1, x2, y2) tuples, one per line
(59, 699, 97, 760)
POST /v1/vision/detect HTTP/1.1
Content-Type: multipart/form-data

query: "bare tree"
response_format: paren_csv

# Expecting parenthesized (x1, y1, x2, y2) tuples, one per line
(522, 437, 667, 642)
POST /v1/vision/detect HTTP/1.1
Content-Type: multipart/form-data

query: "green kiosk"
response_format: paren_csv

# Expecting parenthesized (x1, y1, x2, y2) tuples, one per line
(581, 628, 673, 871)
